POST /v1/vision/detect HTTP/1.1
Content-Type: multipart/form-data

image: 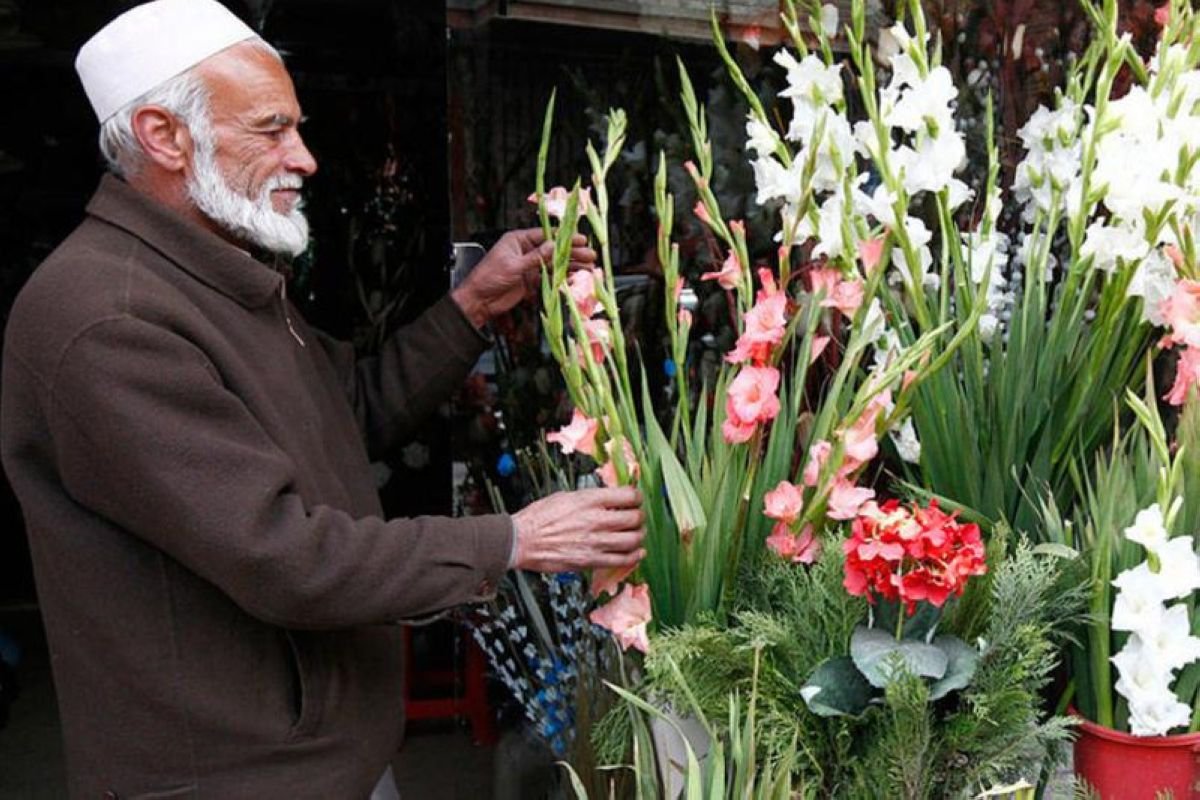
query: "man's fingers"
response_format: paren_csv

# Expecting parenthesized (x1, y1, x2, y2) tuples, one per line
(601, 509, 644, 532)
(577, 486, 642, 509)
(510, 228, 547, 251)
(596, 530, 645, 553)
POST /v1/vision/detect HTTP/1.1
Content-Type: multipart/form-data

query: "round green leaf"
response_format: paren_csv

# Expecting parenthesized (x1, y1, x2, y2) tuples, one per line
(801, 656, 875, 717)
(851, 625, 948, 688)
(928, 635, 980, 700)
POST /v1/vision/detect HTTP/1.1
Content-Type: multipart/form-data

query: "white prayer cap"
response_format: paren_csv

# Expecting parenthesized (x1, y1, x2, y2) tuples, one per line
(76, 0, 258, 124)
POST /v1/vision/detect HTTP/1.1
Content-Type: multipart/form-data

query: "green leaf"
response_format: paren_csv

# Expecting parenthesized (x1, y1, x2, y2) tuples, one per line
(801, 656, 875, 717)
(644, 379, 707, 539)
(851, 625, 948, 688)
(928, 635, 980, 700)
(1031, 542, 1080, 560)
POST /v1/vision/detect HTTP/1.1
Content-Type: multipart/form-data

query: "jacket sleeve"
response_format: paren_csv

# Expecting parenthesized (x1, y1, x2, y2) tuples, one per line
(45, 314, 512, 630)
(313, 294, 490, 457)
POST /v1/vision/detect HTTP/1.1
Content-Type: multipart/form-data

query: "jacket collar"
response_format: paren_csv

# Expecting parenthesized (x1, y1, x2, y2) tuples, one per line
(85, 174, 286, 308)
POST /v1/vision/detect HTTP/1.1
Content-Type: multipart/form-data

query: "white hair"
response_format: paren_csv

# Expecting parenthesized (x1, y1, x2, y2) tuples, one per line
(186, 108, 310, 257)
(97, 37, 282, 178)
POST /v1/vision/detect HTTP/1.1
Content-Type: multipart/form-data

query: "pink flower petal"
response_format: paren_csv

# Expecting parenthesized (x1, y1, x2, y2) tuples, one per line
(764, 480, 804, 523)
(589, 583, 652, 653)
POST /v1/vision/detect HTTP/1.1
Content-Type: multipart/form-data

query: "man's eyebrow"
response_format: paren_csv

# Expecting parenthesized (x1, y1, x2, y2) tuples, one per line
(254, 113, 301, 128)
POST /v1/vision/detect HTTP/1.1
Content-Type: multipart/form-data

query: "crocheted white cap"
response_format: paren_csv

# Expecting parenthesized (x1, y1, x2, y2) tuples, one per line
(76, 0, 257, 123)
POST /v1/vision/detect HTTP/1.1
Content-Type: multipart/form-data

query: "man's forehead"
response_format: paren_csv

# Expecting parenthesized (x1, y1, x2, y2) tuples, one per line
(199, 46, 301, 120)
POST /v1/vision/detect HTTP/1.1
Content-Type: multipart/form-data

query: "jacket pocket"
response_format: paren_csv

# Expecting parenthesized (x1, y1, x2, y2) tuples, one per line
(283, 631, 324, 739)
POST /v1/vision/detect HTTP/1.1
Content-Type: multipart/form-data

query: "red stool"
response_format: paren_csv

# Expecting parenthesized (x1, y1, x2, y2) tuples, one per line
(401, 623, 497, 746)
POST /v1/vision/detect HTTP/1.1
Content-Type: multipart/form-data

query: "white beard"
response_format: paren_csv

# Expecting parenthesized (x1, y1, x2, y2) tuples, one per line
(186, 131, 310, 257)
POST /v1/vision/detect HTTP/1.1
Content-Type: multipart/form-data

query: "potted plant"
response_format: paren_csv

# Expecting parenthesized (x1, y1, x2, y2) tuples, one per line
(1040, 378, 1200, 799)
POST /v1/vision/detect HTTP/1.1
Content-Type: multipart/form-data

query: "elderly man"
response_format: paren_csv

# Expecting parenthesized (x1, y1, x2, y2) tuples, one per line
(0, 1, 645, 797)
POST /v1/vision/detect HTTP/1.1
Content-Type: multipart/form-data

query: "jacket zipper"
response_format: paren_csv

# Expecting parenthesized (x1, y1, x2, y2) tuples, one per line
(279, 282, 306, 348)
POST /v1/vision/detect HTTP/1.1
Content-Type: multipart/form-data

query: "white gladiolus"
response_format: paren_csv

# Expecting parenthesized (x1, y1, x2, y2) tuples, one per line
(820, 4, 839, 37)
(1123, 504, 1169, 553)
(885, 66, 958, 135)
(774, 51, 844, 107)
(745, 116, 780, 158)
(1111, 503, 1200, 737)
(1127, 249, 1179, 327)
(891, 417, 921, 464)
(1150, 537, 1200, 600)
(1111, 565, 1167, 633)
(1141, 604, 1200, 674)
(1081, 222, 1150, 274)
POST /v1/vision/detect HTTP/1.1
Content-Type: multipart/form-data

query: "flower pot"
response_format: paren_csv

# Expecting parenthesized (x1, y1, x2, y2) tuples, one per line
(649, 710, 711, 800)
(1073, 713, 1200, 799)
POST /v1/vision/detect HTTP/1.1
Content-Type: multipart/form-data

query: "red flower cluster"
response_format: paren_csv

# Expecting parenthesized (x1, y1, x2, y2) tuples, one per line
(842, 499, 986, 615)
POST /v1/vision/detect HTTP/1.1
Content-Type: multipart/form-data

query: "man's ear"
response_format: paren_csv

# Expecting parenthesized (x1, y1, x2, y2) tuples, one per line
(130, 106, 193, 173)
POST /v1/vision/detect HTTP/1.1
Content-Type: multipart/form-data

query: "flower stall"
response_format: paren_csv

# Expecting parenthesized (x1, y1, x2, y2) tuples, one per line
(474, 0, 1200, 796)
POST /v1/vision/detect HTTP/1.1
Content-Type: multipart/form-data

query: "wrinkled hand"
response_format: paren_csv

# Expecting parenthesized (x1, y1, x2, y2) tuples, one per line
(511, 487, 646, 574)
(451, 228, 596, 328)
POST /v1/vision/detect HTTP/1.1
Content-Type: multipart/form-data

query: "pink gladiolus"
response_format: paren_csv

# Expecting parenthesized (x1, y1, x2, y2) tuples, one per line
(597, 437, 640, 487)
(764, 480, 804, 524)
(589, 582, 652, 653)
(1155, 2, 1170, 27)
(722, 417, 758, 444)
(1165, 347, 1200, 406)
(1161, 279, 1200, 348)
(694, 201, 712, 225)
(678, 308, 693, 327)
(766, 522, 822, 564)
(591, 563, 637, 599)
(546, 408, 599, 457)
(730, 219, 746, 236)
(568, 268, 603, 319)
(793, 525, 822, 563)
(528, 186, 591, 220)
(803, 440, 832, 487)
(810, 268, 863, 319)
(702, 251, 743, 291)
(827, 479, 875, 520)
(582, 318, 612, 364)
(858, 237, 886, 273)
(842, 412, 879, 468)
(827, 280, 864, 319)
(725, 293, 788, 364)
(809, 268, 840, 298)
(742, 24, 762, 50)
(1165, 244, 1185, 270)
(811, 336, 831, 364)
(756, 267, 779, 299)
(722, 366, 782, 445)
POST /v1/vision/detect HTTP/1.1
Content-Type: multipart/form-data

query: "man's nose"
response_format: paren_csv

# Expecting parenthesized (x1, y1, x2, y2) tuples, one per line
(285, 133, 318, 177)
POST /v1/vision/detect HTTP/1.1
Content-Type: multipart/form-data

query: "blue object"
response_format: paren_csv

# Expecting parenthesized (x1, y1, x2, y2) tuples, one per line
(0, 632, 21, 668)
(496, 452, 517, 477)
(664, 358, 677, 378)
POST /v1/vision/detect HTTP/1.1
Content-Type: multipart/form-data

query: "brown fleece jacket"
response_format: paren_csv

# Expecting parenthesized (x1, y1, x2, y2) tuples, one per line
(1, 175, 512, 799)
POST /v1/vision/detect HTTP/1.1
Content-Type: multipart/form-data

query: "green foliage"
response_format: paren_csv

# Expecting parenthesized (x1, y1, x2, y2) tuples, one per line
(585, 536, 1084, 798)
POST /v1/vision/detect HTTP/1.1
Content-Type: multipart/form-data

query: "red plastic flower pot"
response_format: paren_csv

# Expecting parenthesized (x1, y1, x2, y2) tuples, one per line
(1073, 711, 1200, 799)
